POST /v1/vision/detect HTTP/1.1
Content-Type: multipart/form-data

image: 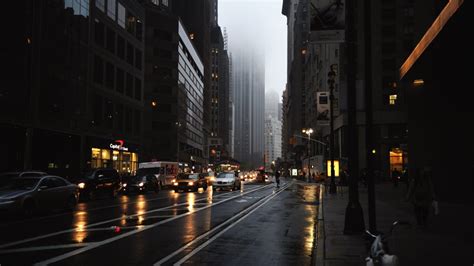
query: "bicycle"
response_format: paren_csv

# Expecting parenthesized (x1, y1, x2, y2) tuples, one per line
(365, 220, 410, 266)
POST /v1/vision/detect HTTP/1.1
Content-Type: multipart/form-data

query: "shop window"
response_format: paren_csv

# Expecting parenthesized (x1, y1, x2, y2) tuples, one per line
(101, 149, 111, 160)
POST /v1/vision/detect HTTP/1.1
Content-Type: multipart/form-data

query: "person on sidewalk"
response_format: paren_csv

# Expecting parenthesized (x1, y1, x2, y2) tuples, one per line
(406, 168, 436, 228)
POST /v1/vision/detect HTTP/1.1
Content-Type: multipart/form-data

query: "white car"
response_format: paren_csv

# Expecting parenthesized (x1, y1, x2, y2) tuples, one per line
(212, 172, 240, 191)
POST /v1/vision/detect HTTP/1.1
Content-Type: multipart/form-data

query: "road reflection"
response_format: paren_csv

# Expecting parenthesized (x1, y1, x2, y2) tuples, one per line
(72, 211, 88, 243)
(301, 185, 319, 255)
(136, 195, 147, 224)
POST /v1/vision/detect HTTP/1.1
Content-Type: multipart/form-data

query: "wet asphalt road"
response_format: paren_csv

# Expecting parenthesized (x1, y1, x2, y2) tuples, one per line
(0, 179, 320, 266)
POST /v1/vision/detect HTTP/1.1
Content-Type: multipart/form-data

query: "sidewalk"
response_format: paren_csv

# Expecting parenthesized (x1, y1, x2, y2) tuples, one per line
(316, 182, 474, 265)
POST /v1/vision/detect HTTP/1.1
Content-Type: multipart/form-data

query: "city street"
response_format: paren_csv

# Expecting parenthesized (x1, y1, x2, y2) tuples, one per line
(0, 180, 320, 265)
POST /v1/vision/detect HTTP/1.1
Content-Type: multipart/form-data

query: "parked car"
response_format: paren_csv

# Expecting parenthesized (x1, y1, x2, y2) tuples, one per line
(122, 174, 160, 194)
(212, 172, 241, 191)
(0, 175, 78, 216)
(0, 171, 47, 188)
(75, 168, 121, 200)
(172, 173, 208, 192)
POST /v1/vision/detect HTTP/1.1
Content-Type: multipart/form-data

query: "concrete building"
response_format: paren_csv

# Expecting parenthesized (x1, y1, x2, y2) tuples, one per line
(1, 0, 145, 177)
(264, 116, 282, 171)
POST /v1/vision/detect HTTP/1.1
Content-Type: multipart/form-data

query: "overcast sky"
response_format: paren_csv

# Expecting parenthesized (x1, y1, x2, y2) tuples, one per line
(219, 0, 287, 103)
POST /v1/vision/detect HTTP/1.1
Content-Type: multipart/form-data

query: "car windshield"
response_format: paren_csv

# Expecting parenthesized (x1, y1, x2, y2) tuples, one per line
(217, 173, 234, 179)
(129, 176, 146, 182)
(4, 178, 40, 190)
(176, 173, 198, 180)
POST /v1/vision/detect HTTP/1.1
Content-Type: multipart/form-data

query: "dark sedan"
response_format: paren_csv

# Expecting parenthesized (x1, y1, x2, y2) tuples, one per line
(0, 175, 78, 216)
(122, 175, 160, 194)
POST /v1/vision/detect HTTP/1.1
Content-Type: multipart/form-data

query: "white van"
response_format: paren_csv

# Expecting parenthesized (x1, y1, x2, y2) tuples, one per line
(137, 161, 178, 187)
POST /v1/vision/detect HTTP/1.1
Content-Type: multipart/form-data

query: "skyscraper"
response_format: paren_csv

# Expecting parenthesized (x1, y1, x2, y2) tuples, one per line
(233, 48, 265, 169)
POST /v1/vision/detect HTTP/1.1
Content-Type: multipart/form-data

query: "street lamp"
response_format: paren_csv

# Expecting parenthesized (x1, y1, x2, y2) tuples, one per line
(328, 66, 337, 194)
(302, 128, 313, 181)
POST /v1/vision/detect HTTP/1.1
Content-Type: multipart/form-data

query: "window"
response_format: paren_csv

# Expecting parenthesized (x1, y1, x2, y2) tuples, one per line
(116, 68, 124, 93)
(136, 19, 143, 41)
(93, 55, 103, 84)
(107, 0, 116, 19)
(125, 108, 132, 132)
(126, 11, 136, 36)
(105, 62, 114, 89)
(127, 43, 134, 65)
(94, 19, 105, 47)
(93, 94, 103, 126)
(95, 0, 105, 12)
(106, 27, 115, 54)
(115, 103, 123, 130)
(134, 110, 141, 136)
(117, 3, 126, 28)
(135, 49, 142, 70)
(117, 36, 125, 59)
(126, 73, 133, 98)
(105, 99, 113, 128)
(134, 78, 142, 101)
(162, 0, 168, 6)
(389, 94, 397, 105)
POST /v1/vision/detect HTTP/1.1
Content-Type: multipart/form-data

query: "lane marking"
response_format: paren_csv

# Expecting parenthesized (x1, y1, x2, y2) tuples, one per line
(154, 182, 292, 266)
(33, 184, 274, 265)
(0, 186, 265, 250)
(169, 183, 292, 266)
(0, 243, 91, 254)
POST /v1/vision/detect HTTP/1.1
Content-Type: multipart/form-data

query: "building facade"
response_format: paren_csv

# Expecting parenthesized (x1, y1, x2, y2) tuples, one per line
(1, 0, 145, 177)
(143, 2, 205, 167)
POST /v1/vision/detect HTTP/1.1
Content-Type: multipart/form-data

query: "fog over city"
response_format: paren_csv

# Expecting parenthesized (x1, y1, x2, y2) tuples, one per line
(219, 0, 287, 103)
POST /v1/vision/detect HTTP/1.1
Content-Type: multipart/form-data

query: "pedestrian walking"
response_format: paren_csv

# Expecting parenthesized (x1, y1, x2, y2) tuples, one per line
(406, 168, 436, 228)
(275, 170, 281, 188)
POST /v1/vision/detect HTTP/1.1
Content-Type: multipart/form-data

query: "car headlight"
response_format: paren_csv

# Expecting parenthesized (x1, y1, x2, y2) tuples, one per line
(188, 181, 194, 186)
(78, 182, 86, 189)
(210, 177, 215, 181)
(173, 182, 178, 186)
(123, 183, 127, 187)
(139, 182, 144, 187)
(172, 179, 176, 183)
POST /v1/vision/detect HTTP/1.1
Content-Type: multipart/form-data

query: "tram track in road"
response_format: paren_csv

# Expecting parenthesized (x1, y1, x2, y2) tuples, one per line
(154, 181, 293, 266)
(0, 184, 270, 251)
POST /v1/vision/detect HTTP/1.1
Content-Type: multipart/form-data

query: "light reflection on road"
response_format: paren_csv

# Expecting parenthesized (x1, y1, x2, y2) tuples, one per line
(72, 211, 88, 243)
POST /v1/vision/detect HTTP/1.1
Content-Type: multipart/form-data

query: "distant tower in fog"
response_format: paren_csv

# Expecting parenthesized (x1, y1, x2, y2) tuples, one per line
(233, 48, 265, 168)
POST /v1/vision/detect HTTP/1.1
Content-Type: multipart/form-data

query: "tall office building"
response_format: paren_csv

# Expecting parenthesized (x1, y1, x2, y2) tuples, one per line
(1, 0, 145, 177)
(142, 2, 206, 167)
(233, 48, 265, 169)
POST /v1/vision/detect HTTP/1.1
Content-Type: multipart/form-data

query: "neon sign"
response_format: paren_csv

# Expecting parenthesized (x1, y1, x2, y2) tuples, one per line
(110, 140, 129, 151)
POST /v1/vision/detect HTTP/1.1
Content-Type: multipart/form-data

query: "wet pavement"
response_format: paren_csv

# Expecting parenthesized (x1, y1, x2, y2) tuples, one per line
(0, 179, 321, 266)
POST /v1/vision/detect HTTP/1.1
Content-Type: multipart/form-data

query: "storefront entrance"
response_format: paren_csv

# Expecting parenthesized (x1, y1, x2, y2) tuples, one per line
(88, 138, 139, 176)
(389, 147, 408, 173)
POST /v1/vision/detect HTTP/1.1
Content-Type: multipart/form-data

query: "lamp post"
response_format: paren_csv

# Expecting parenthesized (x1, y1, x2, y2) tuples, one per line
(302, 128, 313, 181)
(328, 66, 337, 194)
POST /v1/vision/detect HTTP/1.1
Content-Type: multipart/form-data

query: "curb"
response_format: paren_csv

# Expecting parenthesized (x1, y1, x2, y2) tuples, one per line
(315, 184, 325, 266)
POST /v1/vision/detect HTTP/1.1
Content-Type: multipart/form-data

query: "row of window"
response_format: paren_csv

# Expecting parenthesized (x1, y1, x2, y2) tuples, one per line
(178, 41, 204, 81)
(92, 95, 141, 135)
(94, 19, 142, 70)
(96, 0, 143, 41)
(179, 54, 204, 91)
(94, 55, 142, 101)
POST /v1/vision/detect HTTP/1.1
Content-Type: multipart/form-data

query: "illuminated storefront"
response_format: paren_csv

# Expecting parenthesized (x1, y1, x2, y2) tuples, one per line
(88, 139, 139, 175)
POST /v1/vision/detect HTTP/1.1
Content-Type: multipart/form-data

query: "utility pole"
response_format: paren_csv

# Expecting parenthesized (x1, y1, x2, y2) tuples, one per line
(364, 0, 377, 232)
(328, 68, 337, 194)
(344, 0, 365, 234)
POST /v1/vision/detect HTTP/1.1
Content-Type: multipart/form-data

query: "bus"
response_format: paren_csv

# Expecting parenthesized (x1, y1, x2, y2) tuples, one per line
(137, 161, 178, 187)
